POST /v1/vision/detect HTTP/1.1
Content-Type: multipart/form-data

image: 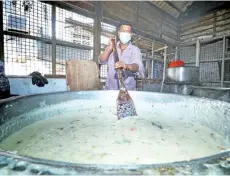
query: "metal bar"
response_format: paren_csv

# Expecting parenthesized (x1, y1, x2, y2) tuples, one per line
(3, 31, 52, 44)
(93, 1, 102, 65)
(160, 45, 167, 92)
(148, 60, 151, 79)
(52, 5, 56, 75)
(142, 56, 162, 62)
(65, 18, 93, 30)
(56, 40, 93, 50)
(154, 46, 168, 52)
(3, 31, 93, 50)
(151, 40, 155, 79)
(83, 26, 115, 38)
(185, 58, 230, 64)
(151, 60, 154, 80)
(195, 39, 200, 67)
(181, 35, 227, 46)
(199, 81, 221, 83)
(175, 46, 178, 59)
(221, 36, 226, 87)
(137, 78, 161, 81)
(144, 60, 148, 78)
(192, 85, 230, 90)
(0, 1, 4, 65)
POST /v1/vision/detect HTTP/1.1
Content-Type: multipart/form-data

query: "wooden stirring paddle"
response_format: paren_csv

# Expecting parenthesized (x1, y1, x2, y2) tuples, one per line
(111, 39, 137, 120)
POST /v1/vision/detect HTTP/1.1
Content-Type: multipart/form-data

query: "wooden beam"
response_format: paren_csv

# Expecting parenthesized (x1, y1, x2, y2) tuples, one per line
(213, 11, 217, 37)
(148, 1, 179, 23)
(180, 1, 229, 22)
(93, 1, 102, 65)
(165, 1, 182, 13)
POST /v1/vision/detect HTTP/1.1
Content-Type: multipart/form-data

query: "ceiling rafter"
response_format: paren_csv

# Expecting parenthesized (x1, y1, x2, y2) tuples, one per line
(148, 1, 178, 23)
(164, 1, 182, 13)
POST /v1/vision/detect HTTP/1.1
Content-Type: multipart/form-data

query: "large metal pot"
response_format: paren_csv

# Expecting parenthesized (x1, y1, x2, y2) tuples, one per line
(165, 66, 199, 83)
(0, 91, 230, 175)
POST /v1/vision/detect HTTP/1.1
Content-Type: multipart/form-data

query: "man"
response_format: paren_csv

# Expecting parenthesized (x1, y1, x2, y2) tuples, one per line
(98, 23, 144, 90)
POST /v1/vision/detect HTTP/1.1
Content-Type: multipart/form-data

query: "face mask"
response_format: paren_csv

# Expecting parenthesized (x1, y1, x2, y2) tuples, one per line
(119, 32, 131, 44)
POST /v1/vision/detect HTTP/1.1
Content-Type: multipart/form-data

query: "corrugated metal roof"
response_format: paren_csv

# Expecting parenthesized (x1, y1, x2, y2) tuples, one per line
(150, 1, 193, 18)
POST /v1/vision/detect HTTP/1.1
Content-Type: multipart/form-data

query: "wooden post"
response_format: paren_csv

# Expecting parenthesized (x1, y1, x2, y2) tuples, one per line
(93, 1, 102, 65)
(221, 36, 226, 87)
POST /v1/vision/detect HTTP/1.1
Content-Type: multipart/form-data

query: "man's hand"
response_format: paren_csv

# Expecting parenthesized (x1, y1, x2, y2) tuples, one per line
(109, 36, 117, 49)
(115, 61, 127, 70)
(99, 36, 116, 63)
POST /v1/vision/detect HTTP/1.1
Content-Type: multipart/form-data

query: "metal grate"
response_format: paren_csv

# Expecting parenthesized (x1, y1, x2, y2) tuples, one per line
(180, 40, 223, 86)
(199, 62, 221, 83)
(224, 37, 230, 82)
(199, 39, 223, 86)
(56, 45, 93, 75)
(56, 7, 93, 46)
(3, 0, 52, 38)
(99, 22, 116, 79)
(3, 0, 52, 75)
(4, 35, 52, 75)
(55, 7, 94, 75)
(224, 60, 230, 82)
(180, 45, 196, 65)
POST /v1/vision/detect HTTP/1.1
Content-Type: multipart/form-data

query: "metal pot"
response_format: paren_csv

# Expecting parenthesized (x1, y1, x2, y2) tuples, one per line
(165, 66, 199, 83)
(0, 91, 230, 175)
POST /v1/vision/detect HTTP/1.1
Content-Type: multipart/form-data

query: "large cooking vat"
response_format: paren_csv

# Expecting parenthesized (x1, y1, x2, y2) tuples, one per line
(0, 90, 230, 175)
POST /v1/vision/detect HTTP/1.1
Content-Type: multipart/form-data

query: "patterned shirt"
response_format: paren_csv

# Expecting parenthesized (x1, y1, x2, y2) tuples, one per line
(99, 41, 144, 90)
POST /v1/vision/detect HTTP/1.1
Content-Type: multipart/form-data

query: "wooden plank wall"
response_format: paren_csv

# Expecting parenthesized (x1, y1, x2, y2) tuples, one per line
(180, 9, 230, 45)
